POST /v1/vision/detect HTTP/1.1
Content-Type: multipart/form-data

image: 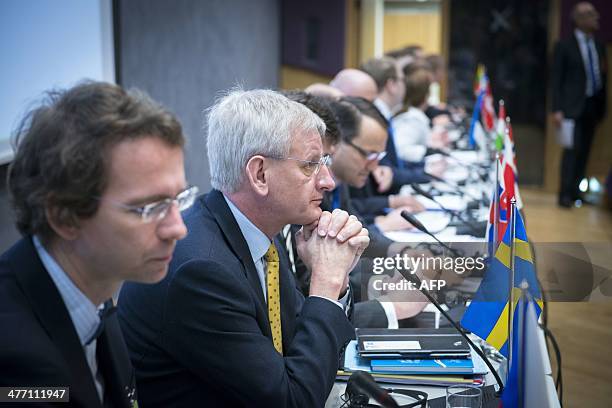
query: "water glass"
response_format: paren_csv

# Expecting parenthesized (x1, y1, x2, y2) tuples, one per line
(446, 384, 482, 407)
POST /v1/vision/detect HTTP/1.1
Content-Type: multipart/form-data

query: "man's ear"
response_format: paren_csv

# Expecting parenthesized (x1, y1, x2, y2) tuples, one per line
(245, 155, 269, 196)
(45, 206, 80, 241)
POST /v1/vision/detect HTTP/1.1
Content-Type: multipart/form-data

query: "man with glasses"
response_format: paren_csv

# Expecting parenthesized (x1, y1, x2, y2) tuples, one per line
(0, 81, 190, 407)
(332, 97, 424, 233)
(360, 57, 433, 195)
(281, 93, 429, 330)
(118, 89, 369, 407)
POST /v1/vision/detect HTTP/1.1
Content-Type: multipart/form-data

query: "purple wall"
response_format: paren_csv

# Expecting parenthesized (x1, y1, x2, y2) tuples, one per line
(281, 0, 345, 76)
(560, 0, 612, 42)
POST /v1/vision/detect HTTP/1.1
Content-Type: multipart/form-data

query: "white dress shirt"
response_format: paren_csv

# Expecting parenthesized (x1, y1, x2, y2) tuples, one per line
(33, 236, 105, 402)
(223, 195, 347, 309)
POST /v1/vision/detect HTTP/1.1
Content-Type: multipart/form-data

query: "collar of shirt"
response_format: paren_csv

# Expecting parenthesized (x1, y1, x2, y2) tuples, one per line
(32, 235, 101, 346)
(223, 195, 271, 268)
(574, 28, 590, 43)
(374, 98, 393, 120)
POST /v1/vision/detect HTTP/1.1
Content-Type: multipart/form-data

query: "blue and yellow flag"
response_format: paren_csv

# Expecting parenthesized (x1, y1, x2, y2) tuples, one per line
(461, 210, 542, 357)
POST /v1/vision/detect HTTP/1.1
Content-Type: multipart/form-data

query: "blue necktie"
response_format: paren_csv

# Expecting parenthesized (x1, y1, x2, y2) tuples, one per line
(587, 39, 600, 94)
(389, 123, 405, 169)
(331, 187, 341, 210)
(86, 301, 116, 346)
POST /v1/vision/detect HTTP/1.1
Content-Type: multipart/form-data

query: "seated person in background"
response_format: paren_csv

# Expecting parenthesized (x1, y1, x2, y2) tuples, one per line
(304, 82, 345, 99)
(0, 81, 189, 407)
(283, 91, 429, 329)
(393, 68, 450, 165)
(329, 68, 379, 102)
(358, 57, 432, 195)
(118, 89, 369, 407)
(334, 96, 424, 223)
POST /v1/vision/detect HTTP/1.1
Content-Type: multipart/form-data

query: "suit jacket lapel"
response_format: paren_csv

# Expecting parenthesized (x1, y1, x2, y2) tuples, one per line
(12, 237, 102, 408)
(275, 236, 297, 350)
(204, 190, 269, 324)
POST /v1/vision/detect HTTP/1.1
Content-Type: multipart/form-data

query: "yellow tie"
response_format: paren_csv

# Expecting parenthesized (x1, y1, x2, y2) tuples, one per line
(265, 243, 283, 354)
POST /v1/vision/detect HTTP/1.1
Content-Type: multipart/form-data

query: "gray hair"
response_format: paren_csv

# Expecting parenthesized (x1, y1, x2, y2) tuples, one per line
(206, 88, 325, 193)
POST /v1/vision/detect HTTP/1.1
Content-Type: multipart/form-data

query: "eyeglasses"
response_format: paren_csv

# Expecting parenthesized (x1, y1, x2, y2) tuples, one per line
(268, 154, 332, 177)
(97, 185, 199, 223)
(344, 140, 387, 162)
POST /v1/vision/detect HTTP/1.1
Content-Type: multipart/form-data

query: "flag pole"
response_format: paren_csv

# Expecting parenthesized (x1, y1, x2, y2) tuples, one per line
(507, 197, 518, 381)
(492, 152, 501, 254)
(517, 280, 530, 408)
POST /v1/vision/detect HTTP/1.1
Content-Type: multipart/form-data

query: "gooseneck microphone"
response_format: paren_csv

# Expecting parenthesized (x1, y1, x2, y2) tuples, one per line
(409, 184, 483, 236)
(400, 210, 462, 257)
(397, 271, 505, 396)
(424, 171, 482, 202)
(347, 371, 400, 408)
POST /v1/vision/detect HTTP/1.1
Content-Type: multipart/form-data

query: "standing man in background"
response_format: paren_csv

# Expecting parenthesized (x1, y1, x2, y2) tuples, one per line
(552, 1, 607, 208)
(0, 81, 191, 407)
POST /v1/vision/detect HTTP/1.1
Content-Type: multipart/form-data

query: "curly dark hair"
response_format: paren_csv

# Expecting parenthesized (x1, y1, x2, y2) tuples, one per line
(7, 81, 184, 239)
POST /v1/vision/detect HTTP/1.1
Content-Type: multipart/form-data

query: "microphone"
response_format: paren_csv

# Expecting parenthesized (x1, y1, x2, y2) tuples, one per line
(425, 147, 450, 157)
(409, 184, 483, 237)
(424, 171, 482, 202)
(396, 271, 505, 396)
(400, 211, 462, 257)
(347, 371, 400, 408)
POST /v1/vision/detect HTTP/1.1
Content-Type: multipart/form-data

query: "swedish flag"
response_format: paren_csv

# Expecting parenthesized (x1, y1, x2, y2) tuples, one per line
(461, 210, 542, 357)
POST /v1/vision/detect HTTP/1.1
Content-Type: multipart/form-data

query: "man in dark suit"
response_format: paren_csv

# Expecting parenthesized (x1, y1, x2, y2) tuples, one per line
(552, 1, 607, 207)
(118, 89, 369, 407)
(0, 82, 190, 407)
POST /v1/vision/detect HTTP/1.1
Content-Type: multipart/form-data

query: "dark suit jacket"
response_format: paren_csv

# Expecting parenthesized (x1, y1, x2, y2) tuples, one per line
(118, 190, 354, 407)
(381, 133, 431, 193)
(0, 237, 135, 408)
(552, 33, 607, 120)
(349, 177, 390, 223)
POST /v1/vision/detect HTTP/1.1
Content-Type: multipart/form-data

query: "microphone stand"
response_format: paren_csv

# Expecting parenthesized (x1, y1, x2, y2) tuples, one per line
(410, 184, 483, 236)
(400, 211, 462, 257)
(424, 171, 482, 202)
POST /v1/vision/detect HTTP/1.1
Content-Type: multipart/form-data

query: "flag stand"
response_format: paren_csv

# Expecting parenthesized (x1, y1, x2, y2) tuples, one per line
(507, 197, 518, 383)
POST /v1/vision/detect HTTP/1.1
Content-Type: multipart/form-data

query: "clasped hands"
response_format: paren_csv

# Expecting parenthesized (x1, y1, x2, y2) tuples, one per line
(295, 209, 369, 300)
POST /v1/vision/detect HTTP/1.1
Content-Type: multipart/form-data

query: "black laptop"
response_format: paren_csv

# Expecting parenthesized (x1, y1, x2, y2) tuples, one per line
(356, 328, 471, 359)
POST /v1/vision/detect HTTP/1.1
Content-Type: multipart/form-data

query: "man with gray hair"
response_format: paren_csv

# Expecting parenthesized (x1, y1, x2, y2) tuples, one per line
(118, 88, 369, 407)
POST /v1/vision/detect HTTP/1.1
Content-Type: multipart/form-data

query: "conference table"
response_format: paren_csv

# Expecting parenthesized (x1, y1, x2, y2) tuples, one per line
(324, 152, 561, 407)
(325, 326, 560, 407)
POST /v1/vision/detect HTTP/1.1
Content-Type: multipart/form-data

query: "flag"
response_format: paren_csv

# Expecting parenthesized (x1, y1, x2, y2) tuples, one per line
(481, 81, 496, 132)
(500, 118, 523, 209)
(501, 294, 559, 408)
(468, 89, 484, 148)
(473, 64, 496, 132)
(495, 100, 506, 151)
(461, 210, 542, 357)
